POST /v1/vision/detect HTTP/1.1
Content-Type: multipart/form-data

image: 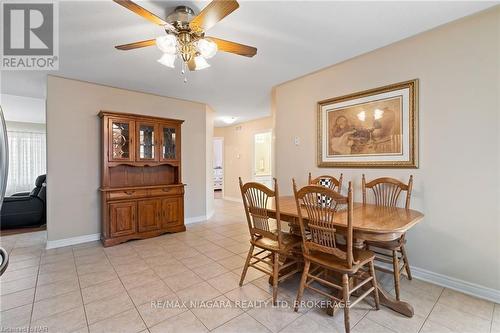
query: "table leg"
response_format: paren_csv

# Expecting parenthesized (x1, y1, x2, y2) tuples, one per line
(354, 238, 414, 318)
(374, 283, 414, 317)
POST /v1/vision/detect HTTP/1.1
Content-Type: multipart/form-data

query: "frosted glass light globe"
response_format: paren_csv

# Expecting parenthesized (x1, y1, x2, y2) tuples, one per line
(194, 56, 210, 70)
(157, 53, 176, 68)
(196, 39, 217, 59)
(156, 35, 177, 55)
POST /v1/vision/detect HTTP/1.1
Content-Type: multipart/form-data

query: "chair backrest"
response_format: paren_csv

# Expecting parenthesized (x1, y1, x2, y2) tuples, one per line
(0, 247, 9, 276)
(29, 174, 46, 197)
(293, 180, 356, 269)
(308, 173, 343, 193)
(362, 175, 413, 209)
(239, 177, 282, 243)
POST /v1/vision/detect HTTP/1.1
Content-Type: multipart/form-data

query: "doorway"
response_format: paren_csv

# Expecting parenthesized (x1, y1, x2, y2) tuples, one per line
(253, 131, 272, 188)
(213, 137, 224, 199)
(0, 95, 47, 236)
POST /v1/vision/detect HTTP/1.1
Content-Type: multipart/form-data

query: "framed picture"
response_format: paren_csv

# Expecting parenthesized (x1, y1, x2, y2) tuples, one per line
(317, 79, 418, 168)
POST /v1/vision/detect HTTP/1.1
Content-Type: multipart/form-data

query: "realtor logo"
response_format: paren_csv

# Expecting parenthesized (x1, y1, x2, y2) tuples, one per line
(1, 1, 59, 70)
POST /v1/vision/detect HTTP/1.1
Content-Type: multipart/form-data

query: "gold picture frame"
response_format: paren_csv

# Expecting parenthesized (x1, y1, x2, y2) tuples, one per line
(317, 79, 418, 168)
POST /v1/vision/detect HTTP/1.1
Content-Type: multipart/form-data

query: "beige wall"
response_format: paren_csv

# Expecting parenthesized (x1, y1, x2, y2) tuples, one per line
(214, 116, 273, 200)
(275, 8, 500, 290)
(46, 76, 213, 242)
(205, 106, 215, 217)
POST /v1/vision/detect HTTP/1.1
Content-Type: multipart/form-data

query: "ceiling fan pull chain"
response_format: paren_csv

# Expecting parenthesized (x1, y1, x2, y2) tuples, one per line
(181, 62, 188, 83)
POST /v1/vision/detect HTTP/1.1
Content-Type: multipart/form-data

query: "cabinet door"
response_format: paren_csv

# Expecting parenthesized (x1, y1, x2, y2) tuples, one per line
(161, 197, 181, 227)
(159, 124, 180, 161)
(108, 118, 135, 162)
(138, 199, 161, 232)
(136, 122, 158, 161)
(109, 202, 137, 237)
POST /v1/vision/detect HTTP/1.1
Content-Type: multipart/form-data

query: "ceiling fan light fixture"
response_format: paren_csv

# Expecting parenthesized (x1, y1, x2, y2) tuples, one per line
(194, 55, 210, 70)
(156, 35, 177, 54)
(196, 38, 217, 59)
(157, 53, 176, 68)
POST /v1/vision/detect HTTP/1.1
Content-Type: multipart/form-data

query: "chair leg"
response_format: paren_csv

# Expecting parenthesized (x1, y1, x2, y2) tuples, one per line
(400, 245, 412, 280)
(294, 259, 310, 312)
(342, 274, 351, 333)
(392, 250, 401, 301)
(239, 245, 254, 286)
(272, 252, 279, 305)
(369, 261, 380, 310)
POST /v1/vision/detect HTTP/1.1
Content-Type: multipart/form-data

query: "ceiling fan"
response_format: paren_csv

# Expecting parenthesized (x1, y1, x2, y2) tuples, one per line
(113, 0, 257, 80)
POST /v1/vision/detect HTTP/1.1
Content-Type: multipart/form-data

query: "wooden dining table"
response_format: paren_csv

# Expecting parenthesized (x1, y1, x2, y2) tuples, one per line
(267, 196, 424, 318)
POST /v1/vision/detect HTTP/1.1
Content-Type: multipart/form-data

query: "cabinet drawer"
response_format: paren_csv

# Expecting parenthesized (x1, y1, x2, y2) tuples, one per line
(107, 189, 148, 201)
(149, 186, 183, 197)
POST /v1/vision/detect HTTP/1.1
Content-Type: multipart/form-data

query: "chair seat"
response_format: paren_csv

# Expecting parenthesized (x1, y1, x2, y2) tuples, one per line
(365, 237, 405, 250)
(304, 247, 374, 274)
(252, 232, 302, 253)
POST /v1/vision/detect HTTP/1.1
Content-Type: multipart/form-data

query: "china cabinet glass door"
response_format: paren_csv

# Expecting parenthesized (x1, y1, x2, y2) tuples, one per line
(137, 122, 158, 161)
(160, 124, 179, 161)
(108, 118, 134, 162)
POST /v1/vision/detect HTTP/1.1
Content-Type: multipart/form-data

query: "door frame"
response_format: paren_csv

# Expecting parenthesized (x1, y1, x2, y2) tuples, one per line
(213, 137, 224, 197)
(252, 129, 273, 185)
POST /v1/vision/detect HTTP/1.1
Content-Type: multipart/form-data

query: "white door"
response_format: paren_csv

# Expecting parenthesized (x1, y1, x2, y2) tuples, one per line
(253, 131, 272, 188)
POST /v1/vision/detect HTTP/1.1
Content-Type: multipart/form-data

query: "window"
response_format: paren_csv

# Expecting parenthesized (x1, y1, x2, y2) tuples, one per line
(5, 130, 46, 195)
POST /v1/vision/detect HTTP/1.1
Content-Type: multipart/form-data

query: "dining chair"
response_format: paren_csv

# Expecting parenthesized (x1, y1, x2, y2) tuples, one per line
(308, 173, 343, 193)
(0, 247, 9, 276)
(239, 177, 302, 305)
(362, 174, 413, 301)
(293, 180, 379, 333)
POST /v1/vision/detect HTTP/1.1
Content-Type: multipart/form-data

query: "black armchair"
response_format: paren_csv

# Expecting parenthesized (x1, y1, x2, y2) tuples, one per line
(0, 175, 46, 229)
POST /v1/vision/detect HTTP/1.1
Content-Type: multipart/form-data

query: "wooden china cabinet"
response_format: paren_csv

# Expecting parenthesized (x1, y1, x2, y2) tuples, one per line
(99, 111, 185, 247)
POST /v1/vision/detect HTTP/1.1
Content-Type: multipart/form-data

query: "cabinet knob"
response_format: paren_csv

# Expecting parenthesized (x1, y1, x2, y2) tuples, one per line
(124, 191, 134, 195)
(162, 188, 170, 192)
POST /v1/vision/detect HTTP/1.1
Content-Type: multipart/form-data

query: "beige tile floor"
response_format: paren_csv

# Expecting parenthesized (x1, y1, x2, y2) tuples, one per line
(0, 199, 498, 333)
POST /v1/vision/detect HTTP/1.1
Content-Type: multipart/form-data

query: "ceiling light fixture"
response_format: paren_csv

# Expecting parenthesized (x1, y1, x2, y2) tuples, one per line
(156, 34, 216, 81)
(221, 116, 237, 125)
(113, 0, 257, 84)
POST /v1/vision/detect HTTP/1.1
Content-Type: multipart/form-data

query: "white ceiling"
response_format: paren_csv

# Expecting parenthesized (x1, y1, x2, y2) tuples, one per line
(1, 94, 46, 124)
(1, 1, 496, 126)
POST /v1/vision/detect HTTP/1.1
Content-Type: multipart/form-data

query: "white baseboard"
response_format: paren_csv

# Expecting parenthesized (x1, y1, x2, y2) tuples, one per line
(185, 210, 214, 224)
(410, 265, 500, 304)
(222, 196, 242, 203)
(379, 262, 500, 303)
(46, 211, 216, 248)
(46, 233, 100, 250)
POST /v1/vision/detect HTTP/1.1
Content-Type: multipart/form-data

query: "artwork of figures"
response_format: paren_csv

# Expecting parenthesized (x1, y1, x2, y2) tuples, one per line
(318, 80, 418, 168)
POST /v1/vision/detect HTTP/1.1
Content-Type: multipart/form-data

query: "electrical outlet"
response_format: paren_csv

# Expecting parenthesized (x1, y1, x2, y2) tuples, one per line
(294, 136, 300, 146)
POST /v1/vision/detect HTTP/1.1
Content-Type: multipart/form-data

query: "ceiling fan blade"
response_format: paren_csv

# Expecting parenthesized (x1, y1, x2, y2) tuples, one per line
(115, 39, 156, 50)
(113, 0, 177, 32)
(207, 37, 257, 57)
(190, 0, 239, 32)
(187, 58, 197, 71)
